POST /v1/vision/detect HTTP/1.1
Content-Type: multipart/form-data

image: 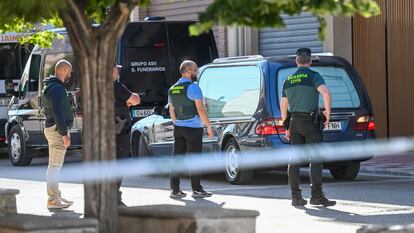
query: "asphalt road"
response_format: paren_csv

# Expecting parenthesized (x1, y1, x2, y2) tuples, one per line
(0, 152, 413, 233)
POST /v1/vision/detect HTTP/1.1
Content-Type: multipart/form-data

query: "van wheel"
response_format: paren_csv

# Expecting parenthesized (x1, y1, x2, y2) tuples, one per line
(329, 162, 360, 180)
(138, 135, 151, 158)
(224, 138, 253, 185)
(8, 125, 32, 166)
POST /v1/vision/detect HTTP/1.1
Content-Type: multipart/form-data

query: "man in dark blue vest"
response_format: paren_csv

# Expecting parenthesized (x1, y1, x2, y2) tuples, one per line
(281, 48, 336, 207)
(168, 60, 213, 199)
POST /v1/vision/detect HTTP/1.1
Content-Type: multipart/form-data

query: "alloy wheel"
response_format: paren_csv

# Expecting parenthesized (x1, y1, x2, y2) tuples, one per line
(10, 132, 21, 160)
(225, 145, 239, 179)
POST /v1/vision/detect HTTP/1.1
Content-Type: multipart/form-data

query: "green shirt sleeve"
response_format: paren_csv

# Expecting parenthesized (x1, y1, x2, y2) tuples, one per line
(282, 79, 287, 97)
(313, 73, 325, 88)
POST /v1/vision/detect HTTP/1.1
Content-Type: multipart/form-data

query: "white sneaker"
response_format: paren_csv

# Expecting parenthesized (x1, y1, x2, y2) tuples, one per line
(60, 197, 74, 206)
(47, 199, 70, 209)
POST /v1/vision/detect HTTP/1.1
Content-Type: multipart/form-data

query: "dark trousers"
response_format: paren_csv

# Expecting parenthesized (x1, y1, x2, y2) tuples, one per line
(170, 126, 203, 192)
(288, 113, 323, 197)
(116, 134, 130, 202)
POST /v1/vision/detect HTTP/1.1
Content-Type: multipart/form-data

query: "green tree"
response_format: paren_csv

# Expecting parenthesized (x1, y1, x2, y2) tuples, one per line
(0, 1, 149, 232)
(190, 0, 380, 38)
(0, 0, 380, 232)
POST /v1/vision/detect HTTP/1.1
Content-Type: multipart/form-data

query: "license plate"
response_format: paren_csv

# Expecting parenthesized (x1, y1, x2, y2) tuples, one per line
(324, 122, 342, 131)
(0, 99, 10, 106)
(132, 109, 154, 118)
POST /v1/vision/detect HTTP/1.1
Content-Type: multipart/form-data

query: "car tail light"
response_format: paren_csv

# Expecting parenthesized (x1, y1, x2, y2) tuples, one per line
(353, 115, 375, 131)
(154, 43, 165, 48)
(256, 118, 286, 135)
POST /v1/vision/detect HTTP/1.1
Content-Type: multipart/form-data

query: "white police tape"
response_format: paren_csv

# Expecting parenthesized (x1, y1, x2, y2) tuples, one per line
(59, 137, 414, 183)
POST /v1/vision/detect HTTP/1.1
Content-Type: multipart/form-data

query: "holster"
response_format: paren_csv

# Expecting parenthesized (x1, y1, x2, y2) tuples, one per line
(310, 109, 326, 131)
(283, 111, 291, 130)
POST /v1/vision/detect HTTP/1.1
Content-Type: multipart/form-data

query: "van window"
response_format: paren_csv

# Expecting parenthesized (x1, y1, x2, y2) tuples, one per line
(28, 54, 41, 92)
(0, 43, 31, 80)
(198, 66, 261, 118)
(277, 67, 361, 108)
(168, 23, 217, 84)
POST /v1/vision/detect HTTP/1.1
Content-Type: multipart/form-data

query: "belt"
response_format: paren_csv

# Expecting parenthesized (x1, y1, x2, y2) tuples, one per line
(291, 112, 311, 116)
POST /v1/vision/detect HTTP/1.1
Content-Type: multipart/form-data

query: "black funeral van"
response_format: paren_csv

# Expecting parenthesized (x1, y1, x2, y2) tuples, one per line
(120, 21, 218, 120)
(4, 19, 218, 166)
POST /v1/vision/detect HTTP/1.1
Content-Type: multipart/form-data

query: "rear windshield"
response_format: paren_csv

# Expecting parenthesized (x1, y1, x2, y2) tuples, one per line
(278, 66, 361, 108)
(198, 65, 261, 118)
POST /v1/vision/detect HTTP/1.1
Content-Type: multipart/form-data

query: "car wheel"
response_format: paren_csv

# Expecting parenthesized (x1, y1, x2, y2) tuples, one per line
(8, 125, 32, 166)
(329, 162, 360, 180)
(138, 135, 151, 158)
(224, 138, 254, 185)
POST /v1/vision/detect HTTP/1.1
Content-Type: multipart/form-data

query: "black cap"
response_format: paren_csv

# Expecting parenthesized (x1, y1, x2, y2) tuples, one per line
(296, 48, 312, 56)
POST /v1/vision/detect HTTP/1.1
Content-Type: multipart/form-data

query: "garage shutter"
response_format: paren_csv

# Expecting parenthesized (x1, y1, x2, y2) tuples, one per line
(259, 13, 324, 57)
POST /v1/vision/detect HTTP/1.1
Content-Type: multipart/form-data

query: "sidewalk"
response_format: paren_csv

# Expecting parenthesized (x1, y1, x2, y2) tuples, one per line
(360, 153, 414, 176)
(0, 177, 358, 233)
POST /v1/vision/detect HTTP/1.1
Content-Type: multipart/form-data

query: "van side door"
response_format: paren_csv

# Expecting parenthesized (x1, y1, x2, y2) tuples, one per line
(17, 52, 45, 146)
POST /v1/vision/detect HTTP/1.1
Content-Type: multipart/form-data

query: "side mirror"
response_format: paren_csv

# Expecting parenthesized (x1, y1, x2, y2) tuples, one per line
(153, 106, 163, 116)
(4, 79, 18, 97)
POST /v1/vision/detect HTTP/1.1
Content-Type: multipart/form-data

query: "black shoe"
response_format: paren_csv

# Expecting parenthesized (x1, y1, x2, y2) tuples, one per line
(310, 195, 336, 206)
(170, 190, 187, 199)
(192, 189, 213, 198)
(291, 197, 308, 206)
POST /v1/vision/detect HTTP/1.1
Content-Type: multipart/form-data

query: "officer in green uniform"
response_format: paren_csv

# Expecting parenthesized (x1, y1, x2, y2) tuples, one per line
(281, 48, 336, 207)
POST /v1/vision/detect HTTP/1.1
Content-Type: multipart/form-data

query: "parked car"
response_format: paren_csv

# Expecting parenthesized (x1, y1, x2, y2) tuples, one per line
(131, 55, 376, 184)
(4, 19, 218, 166)
(0, 33, 32, 146)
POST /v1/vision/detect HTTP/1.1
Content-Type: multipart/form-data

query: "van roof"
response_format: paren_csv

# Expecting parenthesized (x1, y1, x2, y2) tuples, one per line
(210, 54, 349, 67)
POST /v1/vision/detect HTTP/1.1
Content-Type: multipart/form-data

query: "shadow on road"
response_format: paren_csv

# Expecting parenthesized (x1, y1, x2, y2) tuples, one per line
(174, 197, 226, 209)
(49, 209, 83, 218)
(303, 206, 414, 226)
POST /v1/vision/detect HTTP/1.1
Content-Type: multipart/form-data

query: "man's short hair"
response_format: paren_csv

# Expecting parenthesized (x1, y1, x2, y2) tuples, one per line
(179, 60, 196, 74)
(55, 60, 72, 73)
(296, 48, 312, 64)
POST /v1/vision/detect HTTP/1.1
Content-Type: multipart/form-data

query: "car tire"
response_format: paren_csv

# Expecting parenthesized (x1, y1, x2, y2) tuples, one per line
(224, 138, 254, 185)
(329, 162, 360, 180)
(138, 135, 151, 158)
(8, 125, 32, 166)
(130, 132, 140, 158)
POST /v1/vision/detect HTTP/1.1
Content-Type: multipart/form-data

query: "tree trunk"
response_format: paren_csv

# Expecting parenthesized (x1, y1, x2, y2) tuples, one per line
(60, 1, 136, 232)
(68, 34, 118, 233)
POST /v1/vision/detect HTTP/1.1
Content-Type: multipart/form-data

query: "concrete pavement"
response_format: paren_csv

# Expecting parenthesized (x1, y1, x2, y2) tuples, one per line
(1, 151, 414, 233)
(1, 154, 414, 233)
